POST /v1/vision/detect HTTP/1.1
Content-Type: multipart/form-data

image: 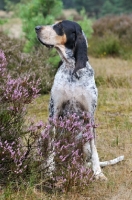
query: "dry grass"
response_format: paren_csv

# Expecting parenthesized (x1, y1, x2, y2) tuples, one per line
(1, 57, 132, 199)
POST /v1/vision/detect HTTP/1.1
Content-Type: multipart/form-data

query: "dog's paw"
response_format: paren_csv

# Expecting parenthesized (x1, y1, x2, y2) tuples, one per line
(94, 172, 107, 181)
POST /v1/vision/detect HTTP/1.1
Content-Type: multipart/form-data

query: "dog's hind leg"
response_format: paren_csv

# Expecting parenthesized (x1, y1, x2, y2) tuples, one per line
(89, 138, 107, 180)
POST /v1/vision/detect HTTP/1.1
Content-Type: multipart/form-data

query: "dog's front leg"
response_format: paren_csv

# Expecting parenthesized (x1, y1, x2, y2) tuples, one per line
(90, 138, 107, 180)
(49, 96, 63, 118)
(45, 126, 56, 176)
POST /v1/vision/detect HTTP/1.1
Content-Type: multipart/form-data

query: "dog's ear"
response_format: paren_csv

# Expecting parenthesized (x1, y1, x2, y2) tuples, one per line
(73, 25, 88, 75)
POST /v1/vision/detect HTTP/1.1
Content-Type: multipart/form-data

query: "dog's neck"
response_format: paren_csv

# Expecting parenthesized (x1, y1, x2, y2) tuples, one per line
(55, 45, 75, 65)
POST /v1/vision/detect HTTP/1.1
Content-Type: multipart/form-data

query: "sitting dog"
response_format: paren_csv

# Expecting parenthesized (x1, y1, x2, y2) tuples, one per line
(35, 20, 124, 180)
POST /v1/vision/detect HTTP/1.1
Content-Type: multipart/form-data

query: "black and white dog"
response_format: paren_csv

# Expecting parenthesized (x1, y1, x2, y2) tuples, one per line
(35, 20, 124, 180)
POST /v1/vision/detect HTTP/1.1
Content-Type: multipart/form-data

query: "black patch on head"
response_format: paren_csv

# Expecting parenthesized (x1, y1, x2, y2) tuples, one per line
(61, 21, 77, 49)
(53, 22, 64, 36)
(53, 20, 77, 49)
(54, 20, 88, 74)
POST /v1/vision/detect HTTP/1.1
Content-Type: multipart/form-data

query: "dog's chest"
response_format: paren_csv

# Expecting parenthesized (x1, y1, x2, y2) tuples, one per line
(51, 62, 97, 111)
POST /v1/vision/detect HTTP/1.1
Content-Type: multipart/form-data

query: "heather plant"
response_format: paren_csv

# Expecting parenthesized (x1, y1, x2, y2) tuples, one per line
(0, 31, 56, 94)
(37, 113, 94, 191)
(0, 49, 40, 182)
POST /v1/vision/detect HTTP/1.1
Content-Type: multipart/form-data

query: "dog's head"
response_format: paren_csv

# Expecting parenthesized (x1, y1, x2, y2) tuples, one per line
(35, 20, 88, 74)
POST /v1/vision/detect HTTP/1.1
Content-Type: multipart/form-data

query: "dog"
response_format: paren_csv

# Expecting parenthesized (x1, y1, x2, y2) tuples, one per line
(35, 20, 124, 180)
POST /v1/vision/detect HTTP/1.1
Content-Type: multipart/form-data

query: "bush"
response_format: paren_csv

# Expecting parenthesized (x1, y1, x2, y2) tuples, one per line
(15, 0, 62, 52)
(90, 32, 120, 57)
(0, 49, 40, 182)
(92, 15, 132, 38)
(0, 31, 56, 94)
(0, 18, 8, 25)
(77, 9, 93, 39)
(89, 15, 132, 59)
(37, 113, 93, 192)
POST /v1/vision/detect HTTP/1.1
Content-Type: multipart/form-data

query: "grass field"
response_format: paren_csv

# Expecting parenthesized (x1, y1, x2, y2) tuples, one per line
(1, 57, 132, 199)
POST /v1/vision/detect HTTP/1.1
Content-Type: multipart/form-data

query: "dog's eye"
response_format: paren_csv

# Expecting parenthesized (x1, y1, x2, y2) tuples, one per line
(54, 23, 62, 30)
(57, 23, 61, 28)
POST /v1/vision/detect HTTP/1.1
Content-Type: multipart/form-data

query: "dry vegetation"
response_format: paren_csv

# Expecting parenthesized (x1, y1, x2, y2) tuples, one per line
(20, 57, 132, 200)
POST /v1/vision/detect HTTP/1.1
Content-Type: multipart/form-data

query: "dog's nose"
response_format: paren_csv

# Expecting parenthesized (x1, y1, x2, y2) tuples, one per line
(35, 26, 41, 32)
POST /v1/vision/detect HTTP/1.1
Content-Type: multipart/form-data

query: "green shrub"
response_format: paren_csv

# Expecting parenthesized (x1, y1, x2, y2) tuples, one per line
(77, 9, 93, 39)
(15, 0, 62, 52)
(48, 49, 60, 69)
(0, 18, 8, 25)
(89, 15, 132, 59)
(90, 33, 120, 57)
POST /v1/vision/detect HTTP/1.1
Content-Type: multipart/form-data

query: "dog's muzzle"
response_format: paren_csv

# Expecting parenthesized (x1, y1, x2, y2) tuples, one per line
(35, 26, 54, 48)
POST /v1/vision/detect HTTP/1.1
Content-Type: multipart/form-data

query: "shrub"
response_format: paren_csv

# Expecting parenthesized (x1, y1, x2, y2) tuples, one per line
(0, 18, 8, 25)
(0, 49, 40, 182)
(89, 15, 132, 59)
(92, 15, 132, 39)
(15, 0, 62, 52)
(77, 9, 93, 39)
(90, 32, 120, 57)
(37, 113, 94, 192)
(0, 31, 56, 94)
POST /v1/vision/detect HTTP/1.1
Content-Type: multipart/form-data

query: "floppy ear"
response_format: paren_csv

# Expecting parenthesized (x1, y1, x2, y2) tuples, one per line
(73, 27, 88, 76)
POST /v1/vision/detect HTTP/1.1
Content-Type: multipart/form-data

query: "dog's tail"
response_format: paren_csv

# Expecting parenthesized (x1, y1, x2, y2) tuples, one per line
(87, 155, 124, 168)
(99, 155, 124, 167)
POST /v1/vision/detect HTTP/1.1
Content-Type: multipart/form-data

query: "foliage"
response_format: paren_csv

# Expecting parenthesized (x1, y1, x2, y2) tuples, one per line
(77, 9, 93, 39)
(0, 50, 40, 182)
(75, 0, 104, 18)
(15, 0, 62, 52)
(37, 113, 93, 192)
(0, 31, 56, 94)
(0, 18, 7, 25)
(48, 49, 61, 69)
(100, 0, 124, 17)
(89, 15, 132, 59)
(0, 0, 5, 10)
(63, 0, 132, 18)
(89, 33, 120, 57)
(62, 0, 76, 9)
(122, 0, 132, 13)
(4, 0, 20, 11)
